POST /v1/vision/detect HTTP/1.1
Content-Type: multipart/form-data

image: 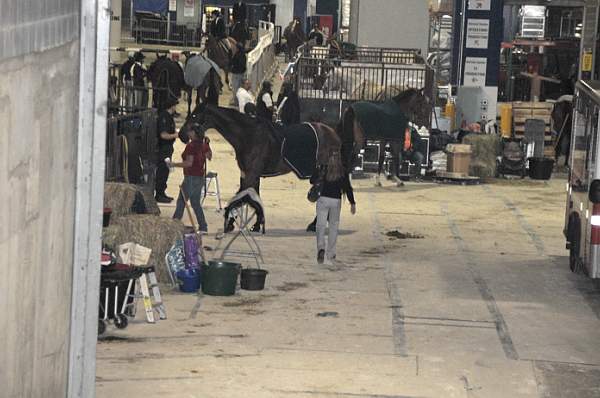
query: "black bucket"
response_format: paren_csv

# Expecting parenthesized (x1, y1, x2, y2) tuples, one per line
(240, 268, 268, 291)
(528, 157, 554, 180)
(103, 208, 112, 228)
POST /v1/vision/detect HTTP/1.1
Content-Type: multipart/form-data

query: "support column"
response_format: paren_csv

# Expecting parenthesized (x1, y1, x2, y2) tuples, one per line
(110, 0, 123, 62)
(581, 0, 599, 80)
(452, 0, 504, 126)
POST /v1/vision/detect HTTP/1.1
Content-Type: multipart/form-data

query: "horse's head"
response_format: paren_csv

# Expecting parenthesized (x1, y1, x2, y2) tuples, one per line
(180, 103, 210, 143)
(393, 88, 431, 127)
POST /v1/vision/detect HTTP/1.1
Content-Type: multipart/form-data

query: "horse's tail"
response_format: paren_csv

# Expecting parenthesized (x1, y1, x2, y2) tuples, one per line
(338, 107, 356, 171)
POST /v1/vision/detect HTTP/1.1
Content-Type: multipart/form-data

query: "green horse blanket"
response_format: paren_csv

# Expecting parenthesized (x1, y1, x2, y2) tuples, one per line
(351, 100, 409, 141)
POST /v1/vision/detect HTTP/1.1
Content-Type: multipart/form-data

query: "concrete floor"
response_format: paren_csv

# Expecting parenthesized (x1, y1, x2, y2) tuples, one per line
(96, 77, 600, 398)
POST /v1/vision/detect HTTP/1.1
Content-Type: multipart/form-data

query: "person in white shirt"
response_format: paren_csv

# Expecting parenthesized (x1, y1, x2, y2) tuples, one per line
(236, 79, 255, 113)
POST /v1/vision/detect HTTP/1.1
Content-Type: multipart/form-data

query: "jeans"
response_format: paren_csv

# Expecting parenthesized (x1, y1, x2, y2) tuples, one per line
(316, 196, 342, 259)
(173, 175, 208, 231)
(230, 73, 244, 105)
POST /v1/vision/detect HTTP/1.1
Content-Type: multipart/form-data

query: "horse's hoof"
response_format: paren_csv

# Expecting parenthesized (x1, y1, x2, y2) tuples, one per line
(396, 181, 404, 187)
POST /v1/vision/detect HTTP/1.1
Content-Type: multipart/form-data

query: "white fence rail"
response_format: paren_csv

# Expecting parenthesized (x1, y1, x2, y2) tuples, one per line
(246, 20, 278, 90)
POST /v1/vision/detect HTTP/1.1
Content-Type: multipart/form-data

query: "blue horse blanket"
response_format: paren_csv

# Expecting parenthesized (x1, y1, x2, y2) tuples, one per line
(280, 123, 319, 179)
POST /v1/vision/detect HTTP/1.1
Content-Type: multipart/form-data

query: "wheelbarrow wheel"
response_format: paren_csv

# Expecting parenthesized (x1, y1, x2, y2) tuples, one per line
(114, 314, 128, 329)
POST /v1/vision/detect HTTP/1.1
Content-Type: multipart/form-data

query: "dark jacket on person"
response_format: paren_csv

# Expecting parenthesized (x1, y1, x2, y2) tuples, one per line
(308, 29, 324, 46)
(131, 62, 147, 87)
(231, 47, 247, 74)
(157, 110, 176, 157)
(256, 89, 274, 120)
(211, 16, 227, 39)
(120, 58, 134, 82)
(277, 86, 301, 125)
(232, 2, 247, 22)
(310, 168, 356, 204)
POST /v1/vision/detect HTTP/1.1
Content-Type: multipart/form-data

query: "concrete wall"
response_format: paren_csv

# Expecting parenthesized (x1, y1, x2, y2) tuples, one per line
(349, 0, 429, 55)
(272, 0, 294, 28)
(0, 31, 80, 398)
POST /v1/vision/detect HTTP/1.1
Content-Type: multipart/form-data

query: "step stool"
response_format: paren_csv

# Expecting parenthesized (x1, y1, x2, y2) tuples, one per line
(202, 171, 222, 211)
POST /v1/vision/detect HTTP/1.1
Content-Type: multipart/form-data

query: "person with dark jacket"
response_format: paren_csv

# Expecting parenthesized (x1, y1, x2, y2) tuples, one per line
(230, 43, 247, 106)
(399, 126, 425, 177)
(232, 1, 247, 23)
(256, 81, 275, 121)
(155, 97, 179, 203)
(308, 24, 325, 46)
(130, 51, 148, 109)
(276, 81, 301, 125)
(310, 151, 356, 264)
(210, 10, 227, 40)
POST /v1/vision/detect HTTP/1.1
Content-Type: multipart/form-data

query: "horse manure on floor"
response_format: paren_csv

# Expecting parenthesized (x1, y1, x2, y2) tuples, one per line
(385, 230, 424, 240)
(275, 282, 308, 292)
(222, 297, 263, 307)
(316, 311, 339, 318)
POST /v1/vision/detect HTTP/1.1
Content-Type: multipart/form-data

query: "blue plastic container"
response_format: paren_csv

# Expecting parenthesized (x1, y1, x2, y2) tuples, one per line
(176, 268, 201, 293)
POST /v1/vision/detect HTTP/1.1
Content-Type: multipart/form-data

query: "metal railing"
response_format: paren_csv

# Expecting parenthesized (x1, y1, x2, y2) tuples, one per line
(302, 46, 423, 64)
(134, 18, 203, 47)
(246, 21, 278, 91)
(105, 110, 158, 185)
(291, 55, 435, 127)
(294, 57, 433, 101)
(109, 63, 177, 116)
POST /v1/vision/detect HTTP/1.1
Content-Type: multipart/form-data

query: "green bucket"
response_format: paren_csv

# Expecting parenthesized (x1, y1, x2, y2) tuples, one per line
(201, 261, 241, 296)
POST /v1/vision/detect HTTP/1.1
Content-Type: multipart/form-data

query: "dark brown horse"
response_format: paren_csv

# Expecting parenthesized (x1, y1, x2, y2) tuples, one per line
(337, 88, 431, 182)
(205, 35, 238, 85)
(180, 103, 342, 228)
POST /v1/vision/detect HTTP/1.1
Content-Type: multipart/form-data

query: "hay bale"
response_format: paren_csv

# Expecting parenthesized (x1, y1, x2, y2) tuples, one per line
(104, 182, 160, 217)
(103, 215, 186, 283)
(463, 134, 502, 178)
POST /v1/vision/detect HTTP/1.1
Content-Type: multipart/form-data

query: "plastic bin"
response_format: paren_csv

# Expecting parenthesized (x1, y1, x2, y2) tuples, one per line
(528, 157, 554, 180)
(201, 261, 240, 296)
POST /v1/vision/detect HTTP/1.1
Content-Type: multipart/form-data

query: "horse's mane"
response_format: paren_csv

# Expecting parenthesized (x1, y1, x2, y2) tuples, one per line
(392, 88, 419, 104)
(205, 105, 264, 129)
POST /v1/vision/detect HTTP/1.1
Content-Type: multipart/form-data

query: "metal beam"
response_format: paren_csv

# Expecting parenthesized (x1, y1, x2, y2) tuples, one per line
(503, 0, 584, 6)
(67, 0, 109, 396)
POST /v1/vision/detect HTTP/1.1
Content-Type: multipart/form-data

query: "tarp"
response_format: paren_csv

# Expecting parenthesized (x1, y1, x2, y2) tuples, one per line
(134, 0, 168, 14)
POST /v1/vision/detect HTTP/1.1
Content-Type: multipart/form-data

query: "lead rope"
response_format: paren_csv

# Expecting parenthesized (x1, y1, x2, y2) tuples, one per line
(120, 135, 129, 183)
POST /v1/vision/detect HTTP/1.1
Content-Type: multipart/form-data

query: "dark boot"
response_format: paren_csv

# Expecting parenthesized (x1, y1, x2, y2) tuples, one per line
(317, 249, 325, 264)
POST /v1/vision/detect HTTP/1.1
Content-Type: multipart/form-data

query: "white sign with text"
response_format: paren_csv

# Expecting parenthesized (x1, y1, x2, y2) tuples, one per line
(466, 19, 489, 49)
(463, 57, 487, 87)
(468, 0, 491, 11)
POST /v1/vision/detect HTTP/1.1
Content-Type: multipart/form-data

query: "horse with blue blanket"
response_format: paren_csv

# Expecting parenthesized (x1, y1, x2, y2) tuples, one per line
(180, 103, 342, 231)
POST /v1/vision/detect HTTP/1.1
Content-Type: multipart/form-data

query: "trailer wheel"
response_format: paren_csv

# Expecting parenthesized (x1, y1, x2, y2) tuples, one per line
(569, 216, 581, 273)
(98, 320, 106, 336)
(114, 314, 128, 329)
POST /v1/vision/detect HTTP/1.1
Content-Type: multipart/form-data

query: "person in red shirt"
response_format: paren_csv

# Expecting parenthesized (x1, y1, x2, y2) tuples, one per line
(170, 125, 213, 233)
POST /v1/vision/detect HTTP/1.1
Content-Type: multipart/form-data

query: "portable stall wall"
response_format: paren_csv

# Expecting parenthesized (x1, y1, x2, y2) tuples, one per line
(272, 0, 294, 29)
(0, 0, 108, 397)
(348, 0, 429, 56)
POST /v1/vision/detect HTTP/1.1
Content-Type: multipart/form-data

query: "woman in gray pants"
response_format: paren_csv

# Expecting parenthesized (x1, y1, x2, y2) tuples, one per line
(311, 152, 356, 264)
